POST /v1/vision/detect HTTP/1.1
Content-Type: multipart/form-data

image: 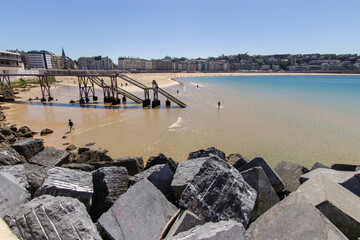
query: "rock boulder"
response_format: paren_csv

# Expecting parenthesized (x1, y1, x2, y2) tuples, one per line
(167, 220, 249, 240)
(178, 155, 257, 227)
(0, 164, 30, 190)
(166, 210, 206, 238)
(275, 161, 309, 192)
(0, 172, 30, 217)
(112, 156, 144, 175)
(300, 168, 360, 197)
(4, 195, 102, 240)
(29, 147, 70, 167)
(0, 148, 25, 165)
(35, 167, 93, 209)
(226, 153, 249, 169)
(240, 167, 279, 222)
(11, 138, 44, 160)
(238, 157, 285, 194)
(246, 192, 347, 239)
(188, 147, 226, 160)
(97, 179, 178, 240)
(145, 153, 177, 172)
(92, 166, 128, 213)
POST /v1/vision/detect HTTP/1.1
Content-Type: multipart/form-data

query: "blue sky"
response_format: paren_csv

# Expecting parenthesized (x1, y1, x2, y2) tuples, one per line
(1, 0, 360, 62)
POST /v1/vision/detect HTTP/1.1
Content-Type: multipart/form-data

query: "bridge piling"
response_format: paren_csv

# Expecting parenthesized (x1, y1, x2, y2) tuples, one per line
(39, 75, 53, 102)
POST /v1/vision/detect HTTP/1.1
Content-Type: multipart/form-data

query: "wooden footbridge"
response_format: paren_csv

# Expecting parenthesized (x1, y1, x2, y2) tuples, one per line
(0, 70, 186, 108)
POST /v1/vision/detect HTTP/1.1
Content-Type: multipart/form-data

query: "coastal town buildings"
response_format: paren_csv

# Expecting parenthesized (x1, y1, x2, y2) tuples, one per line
(28, 50, 54, 69)
(77, 56, 114, 70)
(0, 50, 22, 69)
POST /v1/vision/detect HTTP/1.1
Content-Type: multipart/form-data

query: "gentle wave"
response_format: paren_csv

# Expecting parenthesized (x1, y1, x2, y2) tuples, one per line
(169, 117, 184, 129)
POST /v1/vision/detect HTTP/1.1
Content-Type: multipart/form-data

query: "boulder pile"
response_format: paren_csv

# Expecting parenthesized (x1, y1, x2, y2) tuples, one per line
(0, 136, 359, 240)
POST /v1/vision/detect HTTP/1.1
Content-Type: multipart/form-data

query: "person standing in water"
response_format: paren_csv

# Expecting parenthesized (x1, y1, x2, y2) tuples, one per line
(68, 119, 75, 132)
(218, 101, 221, 109)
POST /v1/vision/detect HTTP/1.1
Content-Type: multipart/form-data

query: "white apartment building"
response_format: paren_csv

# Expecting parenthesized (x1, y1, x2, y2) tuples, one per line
(28, 51, 53, 69)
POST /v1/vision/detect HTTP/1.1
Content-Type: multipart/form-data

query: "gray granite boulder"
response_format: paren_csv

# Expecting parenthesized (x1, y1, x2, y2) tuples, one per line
(40, 128, 53, 136)
(240, 167, 279, 222)
(16, 126, 35, 138)
(23, 163, 51, 197)
(4, 195, 102, 240)
(296, 174, 360, 239)
(0, 164, 30, 190)
(29, 147, 70, 167)
(310, 161, 329, 171)
(178, 155, 256, 227)
(35, 167, 93, 209)
(145, 153, 177, 172)
(0, 172, 30, 217)
(246, 193, 347, 240)
(97, 179, 178, 240)
(0, 148, 24, 165)
(11, 138, 44, 160)
(92, 166, 128, 213)
(77, 149, 112, 169)
(166, 210, 206, 238)
(331, 163, 360, 172)
(166, 220, 249, 240)
(130, 164, 175, 201)
(275, 161, 309, 192)
(238, 157, 285, 193)
(300, 168, 360, 197)
(226, 153, 249, 169)
(171, 157, 208, 199)
(112, 156, 144, 176)
(188, 147, 226, 160)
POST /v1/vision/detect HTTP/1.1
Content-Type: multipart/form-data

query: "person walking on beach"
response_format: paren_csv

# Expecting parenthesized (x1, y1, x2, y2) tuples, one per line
(68, 119, 75, 132)
(218, 101, 221, 109)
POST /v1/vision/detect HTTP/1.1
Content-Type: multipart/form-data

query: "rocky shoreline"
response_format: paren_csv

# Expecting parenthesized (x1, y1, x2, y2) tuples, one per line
(0, 123, 359, 239)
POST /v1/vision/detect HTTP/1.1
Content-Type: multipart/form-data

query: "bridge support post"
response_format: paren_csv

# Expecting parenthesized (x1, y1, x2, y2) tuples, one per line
(152, 87, 160, 108)
(110, 76, 120, 105)
(78, 76, 96, 104)
(39, 75, 53, 102)
(0, 75, 14, 100)
(166, 99, 171, 107)
(143, 89, 151, 107)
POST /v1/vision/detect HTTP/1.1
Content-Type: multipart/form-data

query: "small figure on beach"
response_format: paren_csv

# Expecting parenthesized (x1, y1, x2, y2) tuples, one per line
(125, 83, 128, 87)
(197, 85, 199, 89)
(68, 119, 75, 132)
(177, 90, 179, 95)
(218, 101, 221, 109)
(2, 114, 6, 121)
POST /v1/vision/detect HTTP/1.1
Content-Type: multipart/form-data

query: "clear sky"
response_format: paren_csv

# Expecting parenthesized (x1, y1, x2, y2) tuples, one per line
(1, 0, 360, 62)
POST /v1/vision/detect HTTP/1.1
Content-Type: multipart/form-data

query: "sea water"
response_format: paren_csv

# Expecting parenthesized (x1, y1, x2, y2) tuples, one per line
(149, 75, 360, 168)
(7, 75, 360, 168)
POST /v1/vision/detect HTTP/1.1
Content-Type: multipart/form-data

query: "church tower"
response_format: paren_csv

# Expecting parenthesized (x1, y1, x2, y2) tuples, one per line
(62, 47, 66, 57)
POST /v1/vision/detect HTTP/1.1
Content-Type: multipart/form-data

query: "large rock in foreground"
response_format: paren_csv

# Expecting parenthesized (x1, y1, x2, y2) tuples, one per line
(171, 157, 207, 199)
(0, 172, 30, 218)
(246, 193, 347, 239)
(166, 210, 205, 238)
(275, 161, 309, 192)
(0, 164, 30, 191)
(0, 148, 24, 165)
(240, 167, 279, 222)
(238, 157, 285, 194)
(178, 155, 256, 227)
(29, 147, 70, 167)
(4, 195, 102, 240)
(35, 167, 93, 209)
(187, 147, 226, 160)
(97, 179, 177, 240)
(92, 166, 128, 213)
(23, 163, 51, 197)
(167, 220, 249, 240)
(11, 138, 44, 160)
(300, 168, 360, 197)
(130, 164, 175, 201)
(296, 174, 360, 239)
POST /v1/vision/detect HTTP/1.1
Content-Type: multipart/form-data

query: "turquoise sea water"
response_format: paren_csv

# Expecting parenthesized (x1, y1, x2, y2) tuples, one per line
(150, 75, 360, 168)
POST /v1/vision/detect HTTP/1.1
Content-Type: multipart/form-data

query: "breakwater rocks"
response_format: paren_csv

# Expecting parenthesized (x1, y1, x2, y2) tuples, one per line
(0, 135, 360, 239)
